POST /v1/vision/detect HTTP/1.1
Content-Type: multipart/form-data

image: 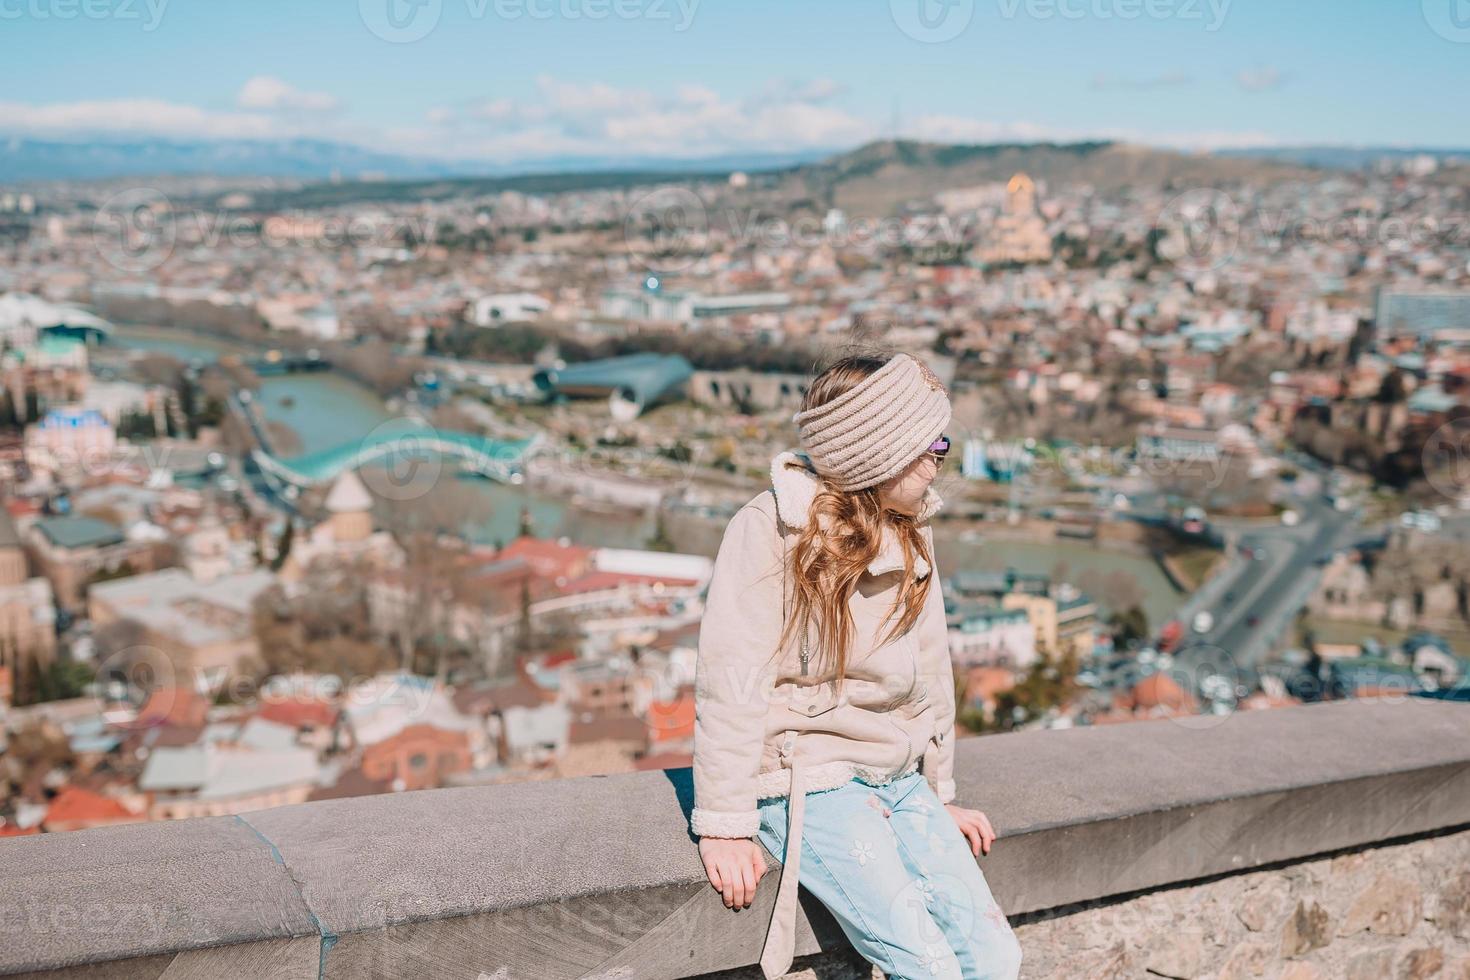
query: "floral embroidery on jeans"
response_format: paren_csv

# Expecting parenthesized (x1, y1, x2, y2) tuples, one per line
(916, 945, 948, 976)
(915, 878, 938, 904)
(850, 839, 876, 866)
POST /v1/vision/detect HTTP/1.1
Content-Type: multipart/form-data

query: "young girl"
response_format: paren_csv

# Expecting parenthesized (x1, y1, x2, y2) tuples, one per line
(691, 353, 1023, 980)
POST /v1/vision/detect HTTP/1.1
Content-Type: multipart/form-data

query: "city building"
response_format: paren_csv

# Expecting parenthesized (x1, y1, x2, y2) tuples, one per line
(1002, 588, 1098, 661)
(24, 407, 115, 478)
(360, 724, 474, 792)
(1375, 288, 1470, 340)
(467, 292, 551, 326)
(0, 509, 56, 692)
(87, 566, 277, 684)
(948, 604, 1037, 669)
(532, 352, 694, 421)
(976, 174, 1053, 266)
(139, 743, 322, 819)
(25, 514, 155, 611)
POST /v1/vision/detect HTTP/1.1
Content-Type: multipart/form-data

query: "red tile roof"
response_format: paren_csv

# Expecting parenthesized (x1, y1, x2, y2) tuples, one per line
(1128, 673, 1198, 712)
(132, 687, 210, 730)
(644, 694, 695, 743)
(496, 536, 592, 581)
(257, 697, 339, 731)
(43, 787, 144, 831)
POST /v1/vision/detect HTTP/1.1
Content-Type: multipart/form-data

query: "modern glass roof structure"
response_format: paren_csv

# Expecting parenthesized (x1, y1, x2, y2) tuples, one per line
(533, 352, 693, 419)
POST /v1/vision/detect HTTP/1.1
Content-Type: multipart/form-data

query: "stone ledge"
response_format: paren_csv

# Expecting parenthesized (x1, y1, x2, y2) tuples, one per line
(1, 697, 1468, 978)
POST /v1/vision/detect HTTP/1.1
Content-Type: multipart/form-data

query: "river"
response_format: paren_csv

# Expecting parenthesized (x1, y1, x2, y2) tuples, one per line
(108, 325, 1182, 625)
(108, 325, 657, 549)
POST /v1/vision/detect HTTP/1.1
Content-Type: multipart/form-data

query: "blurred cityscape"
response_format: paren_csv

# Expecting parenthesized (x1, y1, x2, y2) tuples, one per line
(0, 7, 1468, 838)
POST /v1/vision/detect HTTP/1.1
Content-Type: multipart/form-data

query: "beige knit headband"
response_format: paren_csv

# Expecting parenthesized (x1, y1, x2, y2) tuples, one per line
(793, 353, 952, 492)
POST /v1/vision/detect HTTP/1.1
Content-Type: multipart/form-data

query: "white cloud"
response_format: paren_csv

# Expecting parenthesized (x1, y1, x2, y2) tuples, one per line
(1236, 66, 1286, 93)
(0, 99, 277, 139)
(469, 99, 517, 122)
(237, 76, 340, 112)
(534, 76, 654, 116)
(0, 74, 1285, 164)
(413, 76, 873, 161)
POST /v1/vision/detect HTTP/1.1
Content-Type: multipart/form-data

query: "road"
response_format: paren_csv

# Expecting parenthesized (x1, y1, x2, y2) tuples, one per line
(1166, 459, 1366, 690)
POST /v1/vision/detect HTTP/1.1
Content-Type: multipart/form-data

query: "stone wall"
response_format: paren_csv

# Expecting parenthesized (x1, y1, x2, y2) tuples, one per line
(3, 698, 1469, 979)
(1012, 825, 1470, 980)
(702, 826, 1470, 980)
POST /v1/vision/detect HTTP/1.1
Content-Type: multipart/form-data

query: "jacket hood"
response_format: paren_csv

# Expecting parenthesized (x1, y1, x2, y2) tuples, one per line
(769, 450, 941, 580)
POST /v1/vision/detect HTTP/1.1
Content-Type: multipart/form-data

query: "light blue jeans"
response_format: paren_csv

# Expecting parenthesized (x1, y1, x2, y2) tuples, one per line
(756, 770, 1023, 980)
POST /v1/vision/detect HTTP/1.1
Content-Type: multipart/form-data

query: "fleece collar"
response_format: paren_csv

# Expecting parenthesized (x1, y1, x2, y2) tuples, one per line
(769, 450, 941, 580)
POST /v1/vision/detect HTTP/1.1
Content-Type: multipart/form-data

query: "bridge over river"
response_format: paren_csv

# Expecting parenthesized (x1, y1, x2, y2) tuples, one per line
(248, 416, 542, 489)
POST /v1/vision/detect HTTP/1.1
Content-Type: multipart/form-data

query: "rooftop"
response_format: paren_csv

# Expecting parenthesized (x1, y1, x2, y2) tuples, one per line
(31, 515, 125, 550)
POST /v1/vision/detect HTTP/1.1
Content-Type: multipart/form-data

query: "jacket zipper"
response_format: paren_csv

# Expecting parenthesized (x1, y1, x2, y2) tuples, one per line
(799, 616, 809, 676)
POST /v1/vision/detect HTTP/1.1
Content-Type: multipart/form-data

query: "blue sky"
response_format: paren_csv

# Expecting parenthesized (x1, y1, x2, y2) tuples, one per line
(2, 0, 1468, 163)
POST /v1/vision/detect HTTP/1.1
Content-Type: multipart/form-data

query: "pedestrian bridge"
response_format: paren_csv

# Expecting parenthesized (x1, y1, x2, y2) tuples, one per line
(251, 426, 542, 488)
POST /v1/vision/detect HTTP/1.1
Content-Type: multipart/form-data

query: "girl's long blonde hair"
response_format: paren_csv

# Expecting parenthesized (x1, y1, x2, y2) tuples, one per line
(776, 354, 934, 686)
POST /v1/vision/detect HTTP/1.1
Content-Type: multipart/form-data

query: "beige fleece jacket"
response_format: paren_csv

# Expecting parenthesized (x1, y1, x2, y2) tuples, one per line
(690, 450, 958, 839)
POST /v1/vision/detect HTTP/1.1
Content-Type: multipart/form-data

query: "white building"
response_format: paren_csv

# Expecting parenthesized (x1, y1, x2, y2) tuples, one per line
(468, 293, 551, 327)
(949, 606, 1037, 669)
(24, 407, 116, 477)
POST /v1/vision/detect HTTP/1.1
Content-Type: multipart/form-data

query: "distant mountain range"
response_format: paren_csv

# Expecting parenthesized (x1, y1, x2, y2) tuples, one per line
(2, 135, 1466, 208)
(774, 140, 1318, 216)
(1217, 145, 1470, 168)
(0, 137, 835, 184)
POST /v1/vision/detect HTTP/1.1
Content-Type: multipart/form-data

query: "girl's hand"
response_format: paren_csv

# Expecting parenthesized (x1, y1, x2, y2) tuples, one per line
(698, 836, 770, 909)
(944, 803, 998, 857)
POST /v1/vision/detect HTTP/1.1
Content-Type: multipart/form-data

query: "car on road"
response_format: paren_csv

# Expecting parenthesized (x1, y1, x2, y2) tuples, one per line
(1192, 611, 1215, 634)
(1400, 510, 1442, 533)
